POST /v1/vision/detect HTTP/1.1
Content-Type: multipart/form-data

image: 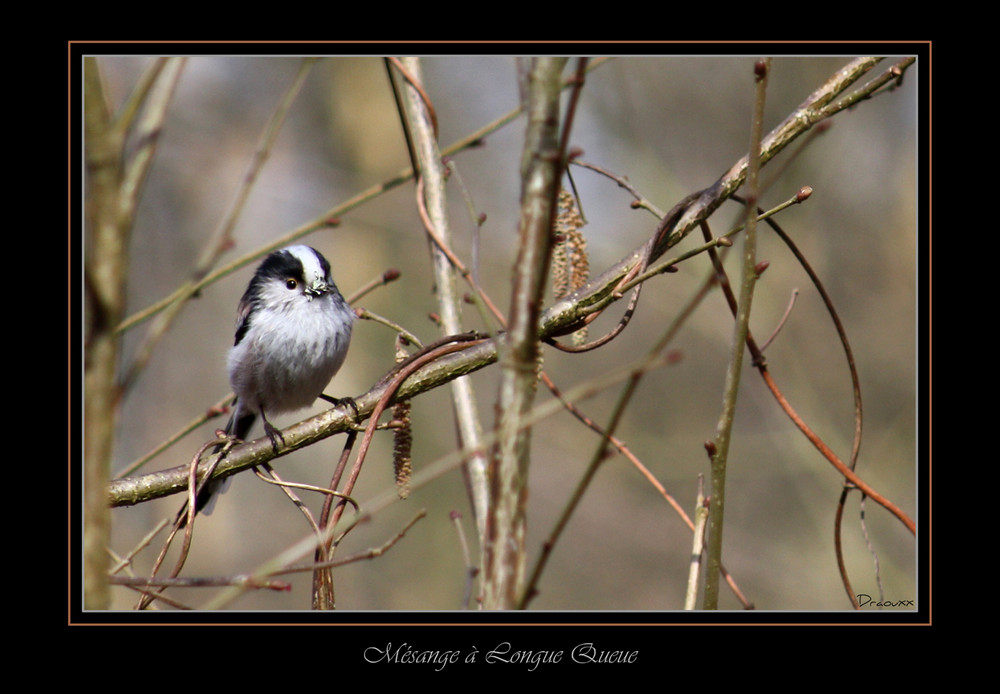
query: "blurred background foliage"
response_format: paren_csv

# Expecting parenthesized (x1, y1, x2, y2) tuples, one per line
(98, 55, 917, 611)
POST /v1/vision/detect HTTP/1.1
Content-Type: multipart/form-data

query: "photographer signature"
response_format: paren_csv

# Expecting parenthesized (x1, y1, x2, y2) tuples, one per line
(856, 593, 914, 608)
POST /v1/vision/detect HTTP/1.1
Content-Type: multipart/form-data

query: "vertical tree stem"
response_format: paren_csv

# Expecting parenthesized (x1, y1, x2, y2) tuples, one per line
(397, 56, 492, 560)
(704, 58, 770, 609)
(483, 57, 567, 610)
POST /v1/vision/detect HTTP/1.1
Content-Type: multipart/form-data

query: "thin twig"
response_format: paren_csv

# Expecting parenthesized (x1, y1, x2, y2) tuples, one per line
(134, 436, 228, 609)
(113, 575, 292, 590)
(684, 476, 709, 610)
(316, 334, 488, 584)
(282, 510, 427, 574)
(450, 511, 479, 610)
(760, 288, 800, 352)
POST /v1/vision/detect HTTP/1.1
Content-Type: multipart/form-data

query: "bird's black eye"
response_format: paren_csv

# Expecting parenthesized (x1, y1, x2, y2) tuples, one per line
(285, 278, 298, 290)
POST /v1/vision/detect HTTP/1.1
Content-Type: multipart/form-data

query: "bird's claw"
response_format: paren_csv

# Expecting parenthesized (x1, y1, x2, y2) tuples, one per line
(320, 394, 359, 420)
(263, 420, 286, 454)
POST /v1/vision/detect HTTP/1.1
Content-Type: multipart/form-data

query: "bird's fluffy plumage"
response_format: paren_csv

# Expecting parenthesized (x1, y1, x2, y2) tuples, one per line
(197, 245, 354, 514)
(227, 245, 353, 435)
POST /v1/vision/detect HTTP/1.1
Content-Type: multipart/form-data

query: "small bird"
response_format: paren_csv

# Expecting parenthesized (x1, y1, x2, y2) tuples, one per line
(196, 244, 354, 514)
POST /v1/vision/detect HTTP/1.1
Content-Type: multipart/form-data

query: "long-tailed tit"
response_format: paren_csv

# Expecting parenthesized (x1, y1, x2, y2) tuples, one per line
(196, 244, 354, 514)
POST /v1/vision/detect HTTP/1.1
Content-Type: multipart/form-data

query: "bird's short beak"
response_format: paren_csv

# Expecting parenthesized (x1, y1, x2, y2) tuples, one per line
(304, 281, 330, 299)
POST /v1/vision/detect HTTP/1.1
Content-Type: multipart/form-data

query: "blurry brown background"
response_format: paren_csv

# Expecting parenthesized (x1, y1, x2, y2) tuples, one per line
(97, 55, 918, 611)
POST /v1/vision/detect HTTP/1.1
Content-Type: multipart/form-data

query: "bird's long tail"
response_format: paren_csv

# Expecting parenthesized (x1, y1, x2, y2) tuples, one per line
(194, 407, 256, 515)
